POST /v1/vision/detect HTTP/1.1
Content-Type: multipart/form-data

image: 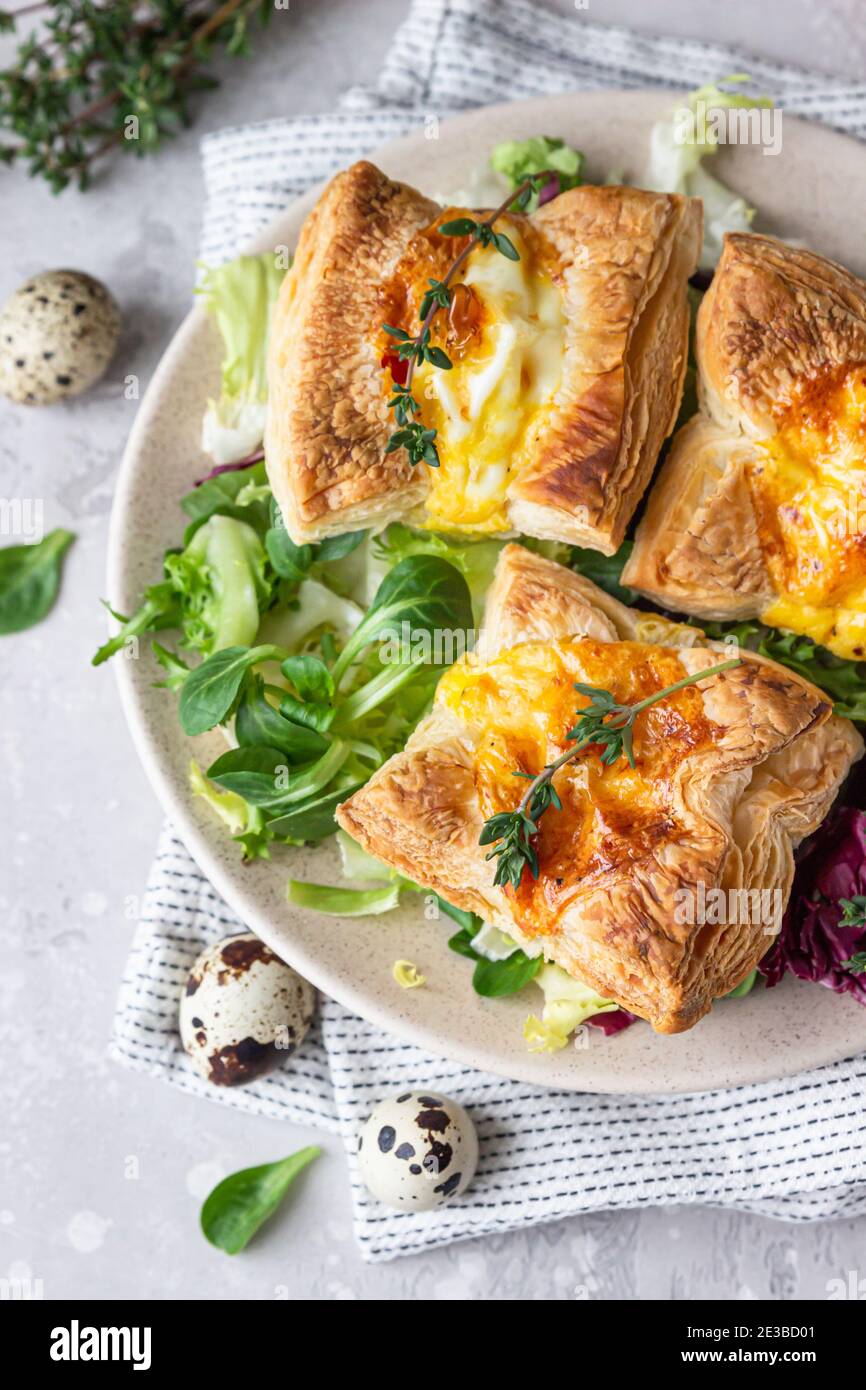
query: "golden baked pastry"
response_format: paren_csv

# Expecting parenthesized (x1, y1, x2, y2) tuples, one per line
(266, 161, 702, 549)
(623, 232, 866, 660)
(336, 545, 862, 1034)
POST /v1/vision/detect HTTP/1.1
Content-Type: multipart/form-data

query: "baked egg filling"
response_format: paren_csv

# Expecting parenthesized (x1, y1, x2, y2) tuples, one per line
(378, 209, 566, 534)
(749, 365, 866, 659)
(436, 638, 718, 937)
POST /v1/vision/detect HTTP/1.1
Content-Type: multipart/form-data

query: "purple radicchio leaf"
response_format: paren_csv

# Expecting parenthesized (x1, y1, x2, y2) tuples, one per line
(759, 806, 866, 1005)
(536, 174, 561, 207)
(194, 448, 264, 488)
(586, 1008, 637, 1036)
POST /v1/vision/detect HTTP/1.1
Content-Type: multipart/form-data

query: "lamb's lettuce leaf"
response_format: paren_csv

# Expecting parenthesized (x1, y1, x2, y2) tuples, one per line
(374, 524, 505, 624)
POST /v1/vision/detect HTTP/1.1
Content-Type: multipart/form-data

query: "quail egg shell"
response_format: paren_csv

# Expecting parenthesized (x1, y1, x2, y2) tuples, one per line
(357, 1090, 478, 1211)
(179, 932, 315, 1086)
(0, 269, 120, 405)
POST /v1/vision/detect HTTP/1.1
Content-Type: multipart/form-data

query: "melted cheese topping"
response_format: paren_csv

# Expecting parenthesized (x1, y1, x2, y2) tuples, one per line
(749, 366, 866, 659)
(378, 210, 565, 534)
(436, 639, 719, 937)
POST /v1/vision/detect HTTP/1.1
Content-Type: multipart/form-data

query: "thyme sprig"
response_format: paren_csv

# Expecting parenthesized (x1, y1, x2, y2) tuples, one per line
(839, 896, 866, 930)
(382, 171, 555, 469)
(0, 0, 272, 192)
(840, 896, 866, 975)
(480, 659, 743, 891)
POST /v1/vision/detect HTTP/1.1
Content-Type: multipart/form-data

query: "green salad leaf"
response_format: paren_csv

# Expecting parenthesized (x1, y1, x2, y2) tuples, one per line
(472, 951, 543, 998)
(524, 964, 619, 1052)
(316, 530, 367, 563)
(200, 1146, 321, 1255)
(208, 739, 349, 809)
(491, 135, 584, 210)
(265, 498, 366, 583)
(177, 514, 269, 650)
(93, 581, 179, 666)
(235, 676, 329, 760)
(205, 744, 292, 805)
(644, 74, 774, 269)
(179, 643, 284, 735)
(180, 460, 269, 538)
(569, 540, 637, 605)
(447, 913, 542, 998)
(152, 641, 191, 690)
(265, 781, 365, 841)
(286, 880, 402, 915)
(281, 653, 335, 704)
(0, 528, 75, 635)
(374, 523, 505, 624)
(94, 500, 271, 667)
(189, 759, 271, 859)
(197, 253, 286, 465)
(279, 690, 336, 732)
(265, 523, 313, 581)
(331, 553, 473, 684)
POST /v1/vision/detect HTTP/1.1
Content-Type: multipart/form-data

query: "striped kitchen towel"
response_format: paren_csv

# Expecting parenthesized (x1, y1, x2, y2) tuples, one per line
(113, 0, 866, 1262)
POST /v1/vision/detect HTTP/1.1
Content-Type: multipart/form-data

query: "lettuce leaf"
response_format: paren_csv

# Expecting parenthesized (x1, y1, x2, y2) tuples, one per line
(197, 253, 286, 464)
(569, 539, 637, 605)
(524, 963, 619, 1052)
(644, 75, 773, 269)
(174, 514, 269, 652)
(373, 524, 504, 626)
(189, 760, 272, 861)
(491, 135, 583, 210)
(93, 512, 270, 665)
(286, 880, 401, 916)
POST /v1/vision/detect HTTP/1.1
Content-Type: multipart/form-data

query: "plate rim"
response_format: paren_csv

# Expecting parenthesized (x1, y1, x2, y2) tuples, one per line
(107, 87, 866, 1094)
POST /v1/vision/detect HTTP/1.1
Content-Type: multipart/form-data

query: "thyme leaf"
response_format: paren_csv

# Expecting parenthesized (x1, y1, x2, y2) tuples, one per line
(481, 659, 743, 891)
(382, 170, 556, 466)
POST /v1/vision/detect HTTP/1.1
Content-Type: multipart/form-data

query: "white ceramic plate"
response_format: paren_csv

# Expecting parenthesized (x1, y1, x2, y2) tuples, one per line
(108, 90, 866, 1092)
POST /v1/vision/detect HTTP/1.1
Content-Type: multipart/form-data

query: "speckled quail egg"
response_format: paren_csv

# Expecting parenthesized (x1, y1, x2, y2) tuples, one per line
(357, 1090, 478, 1211)
(0, 269, 120, 405)
(179, 932, 315, 1086)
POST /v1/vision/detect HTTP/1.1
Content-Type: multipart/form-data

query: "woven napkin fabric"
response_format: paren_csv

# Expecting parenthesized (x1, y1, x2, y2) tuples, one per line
(113, 0, 866, 1262)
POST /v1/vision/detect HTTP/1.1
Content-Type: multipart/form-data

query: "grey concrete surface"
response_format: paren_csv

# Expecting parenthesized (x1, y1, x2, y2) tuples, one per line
(2, 0, 866, 1302)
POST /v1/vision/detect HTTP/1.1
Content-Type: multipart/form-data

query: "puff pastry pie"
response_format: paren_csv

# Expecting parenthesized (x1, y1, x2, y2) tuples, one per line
(266, 161, 702, 550)
(336, 545, 862, 1033)
(623, 232, 866, 660)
